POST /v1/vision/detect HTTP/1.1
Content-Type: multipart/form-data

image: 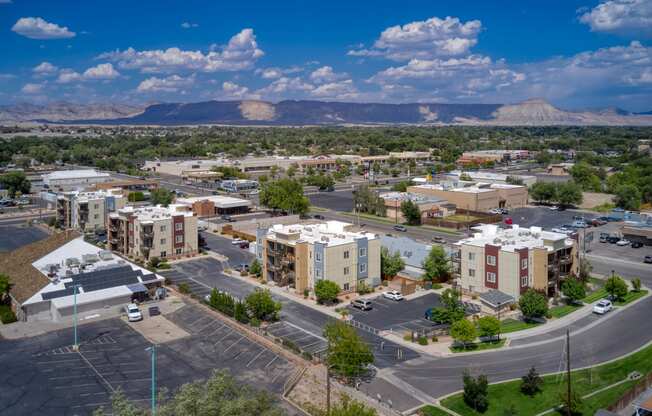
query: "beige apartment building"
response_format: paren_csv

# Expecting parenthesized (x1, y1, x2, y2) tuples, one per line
(56, 189, 127, 231)
(407, 182, 528, 212)
(108, 204, 198, 260)
(454, 224, 578, 300)
(257, 221, 380, 295)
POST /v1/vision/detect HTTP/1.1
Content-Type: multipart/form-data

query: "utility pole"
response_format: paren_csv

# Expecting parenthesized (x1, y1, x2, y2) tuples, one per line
(326, 365, 331, 415)
(566, 328, 571, 416)
(73, 284, 80, 350)
(147, 344, 157, 416)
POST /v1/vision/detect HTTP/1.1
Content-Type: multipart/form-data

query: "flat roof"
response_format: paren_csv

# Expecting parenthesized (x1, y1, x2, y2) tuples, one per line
(113, 204, 195, 221)
(457, 224, 573, 252)
(379, 192, 446, 204)
(43, 169, 110, 180)
(177, 195, 251, 208)
(267, 220, 376, 247)
(448, 170, 536, 181)
(413, 184, 496, 194)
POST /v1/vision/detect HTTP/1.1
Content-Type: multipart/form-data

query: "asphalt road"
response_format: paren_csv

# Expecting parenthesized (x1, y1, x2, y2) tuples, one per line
(308, 190, 354, 212)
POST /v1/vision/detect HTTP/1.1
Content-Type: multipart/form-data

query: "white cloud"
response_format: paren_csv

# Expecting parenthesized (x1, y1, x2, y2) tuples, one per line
(56, 69, 82, 84)
(348, 16, 482, 61)
(310, 79, 359, 99)
(256, 76, 314, 95)
(181, 22, 199, 29)
(579, 0, 652, 35)
(255, 66, 303, 79)
(221, 81, 260, 99)
(12, 17, 75, 40)
(137, 74, 195, 93)
(33, 61, 58, 75)
(309, 66, 348, 84)
(100, 28, 264, 73)
(83, 63, 120, 80)
(21, 83, 44, 94)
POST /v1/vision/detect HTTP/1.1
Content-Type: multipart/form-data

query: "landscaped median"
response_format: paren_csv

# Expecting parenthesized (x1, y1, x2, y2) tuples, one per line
(424, 342, 652, 416)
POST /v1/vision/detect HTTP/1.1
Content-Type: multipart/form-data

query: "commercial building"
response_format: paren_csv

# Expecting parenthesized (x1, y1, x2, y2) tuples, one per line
(546, 163, 574, 176)
(619, 211, 652, 245)
(445, 170, 537, 187)
(258, 221, 380, 294)
(1, 234, 164, 322)
(56, 189, 127, 230)
(454, 224, 578, 300)
(378, 192, 456, 222)
(108, 204, 198, 260)
(220, 179, 259, 193)
(457, 150, 530, 166)
(176, 195, 251, 217)
(42, 169, 112, 191)
(407, 182, 528, 212)
(90, 178, 159, 192)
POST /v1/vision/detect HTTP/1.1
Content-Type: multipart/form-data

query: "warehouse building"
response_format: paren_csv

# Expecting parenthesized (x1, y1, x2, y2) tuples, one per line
(42, 169, 112, 191)
(407, 181, 528, 212)
(378, 192, 456, 222)
(176, 195, 252, 217)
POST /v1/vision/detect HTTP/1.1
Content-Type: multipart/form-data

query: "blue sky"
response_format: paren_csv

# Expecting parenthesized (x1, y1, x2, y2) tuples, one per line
(1, 0, 651, 110)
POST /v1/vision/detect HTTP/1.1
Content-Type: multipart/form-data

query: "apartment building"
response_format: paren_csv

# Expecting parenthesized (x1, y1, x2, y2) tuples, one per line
(56, 189, 126, 230)
(258, 221, 380, 294)
(454, 224, 578, 300)
(407, 182, 528, 212)
(108, 204, 198, 260)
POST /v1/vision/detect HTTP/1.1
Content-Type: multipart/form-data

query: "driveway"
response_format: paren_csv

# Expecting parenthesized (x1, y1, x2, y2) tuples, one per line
(201, 232, 254, 267)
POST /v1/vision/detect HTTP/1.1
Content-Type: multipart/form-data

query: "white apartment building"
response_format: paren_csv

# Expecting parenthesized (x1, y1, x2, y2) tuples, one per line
(108, 204, 198, 260)
(56, 189, 127, 230)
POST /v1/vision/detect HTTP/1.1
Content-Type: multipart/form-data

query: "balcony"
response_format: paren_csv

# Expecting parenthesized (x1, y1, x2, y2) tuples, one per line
(559, 255, 572, 264)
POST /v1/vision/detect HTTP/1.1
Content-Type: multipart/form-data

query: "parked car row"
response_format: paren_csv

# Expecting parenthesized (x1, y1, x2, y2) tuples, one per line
(350, 290, 405, 311)
(489, 208, 509, 215)
(0, 197, 30, 207)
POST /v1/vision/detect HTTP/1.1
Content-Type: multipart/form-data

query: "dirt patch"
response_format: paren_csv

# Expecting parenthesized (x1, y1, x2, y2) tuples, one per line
(580, 192, 614, 209)
(124, 314, 190, 344)
(239, 100, 275, 121)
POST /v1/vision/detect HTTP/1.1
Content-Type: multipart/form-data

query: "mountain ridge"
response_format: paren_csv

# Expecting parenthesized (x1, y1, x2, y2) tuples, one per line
(1, 99, 651, 126)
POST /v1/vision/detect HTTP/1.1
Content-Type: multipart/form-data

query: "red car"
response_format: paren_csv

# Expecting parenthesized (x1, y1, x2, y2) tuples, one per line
(504, 217, 513, 225)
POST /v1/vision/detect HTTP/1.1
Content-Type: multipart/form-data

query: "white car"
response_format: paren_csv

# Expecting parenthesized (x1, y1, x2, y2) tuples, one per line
(549, 205, 560, 211)
(551, 227, 566, 234)
(383, 290, 404, 301)
(125, 303, 143, 322)
(593, 299, 613, 315)
(616, 239, 631, 246)
(231, 238, 246, 245)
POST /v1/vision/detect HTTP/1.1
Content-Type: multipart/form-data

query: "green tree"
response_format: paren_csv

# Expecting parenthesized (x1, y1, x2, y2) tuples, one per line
(477, 316, 500, 340)
(632, 278, 642, 292)
(451, 319, 477, 347)
(391, 180, 412, 192)
(259, 179, 309, 215)
(556, 181, 583, 207)
(577, 259, 592, 283)
(0, 171, 30, 198)
(561, 278, 586, 304)
(422, 245, 451, 282)
(323, 320, 374, 381)
(0, 273, 11, 302)
(150, 188, 174, 206)
(428, 288, 465, 324)
(570, 162, 602, 192)
(462, 371, 488, 412)
(604, 275, 628, 301)
(249, 259, 262, 278)
(400, 199, 421, 225)
(520, 366, 543, 396)
(245, 289, 281, 321)
(529, 182, 557, 204)
(234, 301, 249, 324)
(311, 394, 377, 416)
(459, 172, 473, 181)
(286, 163, 298, 178)
(315, 280, 340, 304)
(93, 388, 146, 416)
(518, 289, 548, 321)
(352, 185, 386, 217)
(613, 184, 642, 210)
(380, 247, 405, 279)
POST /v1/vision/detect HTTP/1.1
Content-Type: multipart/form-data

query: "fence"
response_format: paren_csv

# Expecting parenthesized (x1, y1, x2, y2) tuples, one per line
(346, 319, 380, 335)
(608, 372, 652, 412)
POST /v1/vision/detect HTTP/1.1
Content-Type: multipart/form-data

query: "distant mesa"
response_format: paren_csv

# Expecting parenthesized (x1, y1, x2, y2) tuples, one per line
(1, 98, 651, 126)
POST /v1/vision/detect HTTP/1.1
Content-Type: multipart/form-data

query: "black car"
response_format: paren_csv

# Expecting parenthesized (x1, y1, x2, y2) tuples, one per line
(313, 214, 325, 220)
(645, 255, 652, 264)
(631, 241, 643, 248)
(607, 236, 620, 244)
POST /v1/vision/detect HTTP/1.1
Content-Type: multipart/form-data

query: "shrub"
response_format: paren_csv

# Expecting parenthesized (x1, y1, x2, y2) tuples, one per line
(303, 288, 309, 298)
(157, 263, 171, 270)
(177, 282, 190, 294)
(431, 336, 438, 342)
(432, 283, 442, 290)
(249, 317, 260, 327)
(0, 305, 17, 324)
(357, 281, 372, 295)
(240, 270, 248, 277)
(314, 280, 340, 304)
(520, 366, 543, 396)
(382, 280, 389, 287)
(519, 289, 548, 320)
(418, 336, 428, 345)
(148, 257, 161, 268)
(302, 351, 313, 361)
(403, 333, 412, 341)
(463, 371, 488, 412)
(632, 278, 642, 292)
(282, 339, 300, 354)
(249, 259, 262, 278)
(605, 275, 628, 301)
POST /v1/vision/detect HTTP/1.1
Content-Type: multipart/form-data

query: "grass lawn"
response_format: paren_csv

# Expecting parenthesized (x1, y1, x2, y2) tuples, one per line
(420, 405, 454, 416)
(500, 318, 541, 334)
(344, 212, 398, 225)
(450, 339, 506, 353)
(440, 344, 652, 416)
(615, 290, 648, 306)
(582, 288, 608, 304)
(445, 214, 483, 223)
(421, 224, 462, 235)
(549, 303, 583, 319)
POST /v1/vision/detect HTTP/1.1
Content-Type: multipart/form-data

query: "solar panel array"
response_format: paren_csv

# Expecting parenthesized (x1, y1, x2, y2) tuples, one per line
(42, 265, 146, 300)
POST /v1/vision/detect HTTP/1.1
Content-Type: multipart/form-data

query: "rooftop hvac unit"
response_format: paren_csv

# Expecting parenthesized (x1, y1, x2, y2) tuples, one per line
(65, 257, 80, 267)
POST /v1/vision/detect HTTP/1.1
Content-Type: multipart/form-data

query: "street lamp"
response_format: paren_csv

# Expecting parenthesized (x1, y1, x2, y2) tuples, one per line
(72, 284, 81, 350)
(146, 344, 157, 415)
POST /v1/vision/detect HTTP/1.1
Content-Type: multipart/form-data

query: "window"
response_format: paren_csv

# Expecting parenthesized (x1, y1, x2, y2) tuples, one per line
(521, 258, 528, 270)
(160, 238, 166, 245)
(160, 225, 166, 232)
(521, 276, 528, 287)
(94, 204, 99, 209)
(175, 222, 183, 231)
(176, 248, 182, 255)
(468, 268, 475, 277)
(486, 255, 496, 266)
(94, 214, 99, 219)
(343, 266, 350, 275)
(316, 269, 322, 278)
(175, 235, 183, 244)
(160, 251, 167, 258)
(315, 252, 322, 262)
(343, 250, 350, 259)
(486, 272, 496, 283)
(468, 252, 476, 261)
(359, 263, 367, 273)
(359, 247, 367, 257)
(343, 283, 350, 291)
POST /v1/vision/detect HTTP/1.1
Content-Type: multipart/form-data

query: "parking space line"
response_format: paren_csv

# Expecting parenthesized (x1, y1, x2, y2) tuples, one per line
(54, 382, 100, 389)
(196, 319, 220, 334)
(206, 323, 227, 337)
(78, 351, 116, 394)
(246, 349, 267, 368)
(186, 314, 211, 328)
(214, 327, 234, 344)
(264, 355, 279, 369)
(223, 336, 244, 354)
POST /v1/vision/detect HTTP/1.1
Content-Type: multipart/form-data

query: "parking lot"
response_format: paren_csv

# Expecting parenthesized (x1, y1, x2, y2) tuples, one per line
(346, 293, 443, 335)
(507, 207, 597, 230)
(588, 221, 652, 263)
(0, 301, 298, 415)
(0, 225, 48, 252)
(308, 190, 354, 212)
